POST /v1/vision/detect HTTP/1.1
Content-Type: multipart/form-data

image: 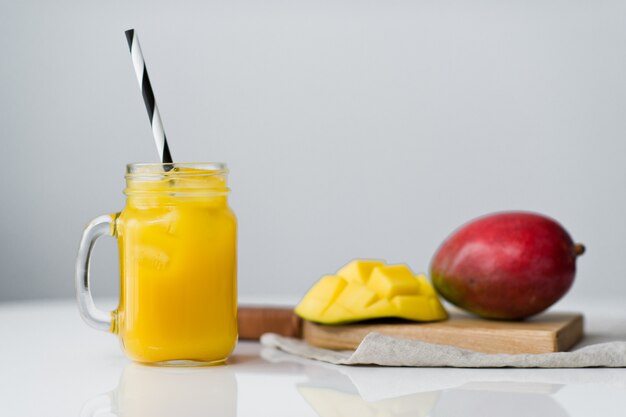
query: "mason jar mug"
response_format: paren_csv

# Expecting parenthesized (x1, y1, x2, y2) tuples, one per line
(75, 163, 237, 365)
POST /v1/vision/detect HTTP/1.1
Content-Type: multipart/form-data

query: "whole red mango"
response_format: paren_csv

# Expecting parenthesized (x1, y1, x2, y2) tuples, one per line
(431, 212, 584, 320)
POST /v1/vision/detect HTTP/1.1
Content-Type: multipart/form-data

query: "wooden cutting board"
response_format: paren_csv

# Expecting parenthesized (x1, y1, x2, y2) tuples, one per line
(302, 312, 584, 354)
(239, 307, 584, 354)
(238, 306, 303, 340)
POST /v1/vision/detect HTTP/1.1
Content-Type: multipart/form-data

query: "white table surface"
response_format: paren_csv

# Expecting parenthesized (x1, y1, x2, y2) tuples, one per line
(2, 297, 626, 417)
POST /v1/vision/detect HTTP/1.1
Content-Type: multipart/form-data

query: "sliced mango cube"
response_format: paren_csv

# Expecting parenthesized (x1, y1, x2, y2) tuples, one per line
(415, 274, 435, 296)
(322, 304, 354, 323)
(295, 260, 448, 324)
(368, 264, 420, 299)
(336, 260, 385, 284)
(363, 298, 394, 317)
(334, 282, 378, 312)
(294, 275, 347, 320)
(392, 295, 445, 321)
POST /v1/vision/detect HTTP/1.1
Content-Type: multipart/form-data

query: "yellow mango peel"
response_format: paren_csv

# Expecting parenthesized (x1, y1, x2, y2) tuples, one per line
(295, 260, 448, 324)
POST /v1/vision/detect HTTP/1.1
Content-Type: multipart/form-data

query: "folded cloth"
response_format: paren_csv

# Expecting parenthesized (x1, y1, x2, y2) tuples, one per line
(260, 332, 626, 368)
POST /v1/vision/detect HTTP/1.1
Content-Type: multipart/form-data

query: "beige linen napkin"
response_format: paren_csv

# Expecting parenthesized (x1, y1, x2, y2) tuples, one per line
(260, 332, 626, 367)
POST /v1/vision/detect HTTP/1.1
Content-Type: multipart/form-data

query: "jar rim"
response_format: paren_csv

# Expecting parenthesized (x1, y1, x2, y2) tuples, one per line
(126, 162, 227, 174)
(124, 162, 230, 197)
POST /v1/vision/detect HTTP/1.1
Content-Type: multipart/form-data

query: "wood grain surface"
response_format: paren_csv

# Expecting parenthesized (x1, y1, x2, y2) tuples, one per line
(238, 306, 302, 340)
(302, 312, 584, 354)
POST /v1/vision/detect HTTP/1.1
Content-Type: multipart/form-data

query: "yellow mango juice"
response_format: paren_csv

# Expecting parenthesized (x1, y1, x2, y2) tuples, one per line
(112, 164, 237, 364)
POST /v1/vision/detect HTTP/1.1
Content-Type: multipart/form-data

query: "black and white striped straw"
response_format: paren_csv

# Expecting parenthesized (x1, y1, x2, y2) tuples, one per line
(124, 29, 173, 165)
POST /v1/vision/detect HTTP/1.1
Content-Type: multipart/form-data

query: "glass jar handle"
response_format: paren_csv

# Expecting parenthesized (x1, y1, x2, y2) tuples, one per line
(75, 214, 117, 332)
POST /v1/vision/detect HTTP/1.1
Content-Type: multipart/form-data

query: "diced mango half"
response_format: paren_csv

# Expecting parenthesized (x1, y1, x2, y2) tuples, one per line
(295, 261, 447, 324)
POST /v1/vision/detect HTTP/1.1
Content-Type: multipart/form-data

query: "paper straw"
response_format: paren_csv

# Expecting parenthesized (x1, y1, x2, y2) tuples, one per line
(124, 29, 173, 165)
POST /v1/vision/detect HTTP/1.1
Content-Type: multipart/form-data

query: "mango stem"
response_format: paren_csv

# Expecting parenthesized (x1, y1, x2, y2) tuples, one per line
(575, 243, 585, 256)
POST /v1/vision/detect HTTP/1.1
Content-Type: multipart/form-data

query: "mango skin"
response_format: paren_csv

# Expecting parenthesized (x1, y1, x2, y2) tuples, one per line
(431, 212, 581, 320)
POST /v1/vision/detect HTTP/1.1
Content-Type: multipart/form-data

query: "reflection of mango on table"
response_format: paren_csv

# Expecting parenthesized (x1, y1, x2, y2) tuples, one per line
(295, 260, 448, 324)
(298, 386, 440, 417)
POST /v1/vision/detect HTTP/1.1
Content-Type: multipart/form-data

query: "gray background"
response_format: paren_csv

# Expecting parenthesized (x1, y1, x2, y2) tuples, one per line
(1, 0, 624, 303)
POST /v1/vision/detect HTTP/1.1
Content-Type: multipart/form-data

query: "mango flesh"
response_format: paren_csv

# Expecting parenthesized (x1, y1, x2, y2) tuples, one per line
(431, 212, 584, 320)
(336, 260, 384, 284)
(295, 260, 447, 324)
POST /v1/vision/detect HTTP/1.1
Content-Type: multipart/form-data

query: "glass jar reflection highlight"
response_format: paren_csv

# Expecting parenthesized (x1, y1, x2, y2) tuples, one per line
(82, 363, 237, 417)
